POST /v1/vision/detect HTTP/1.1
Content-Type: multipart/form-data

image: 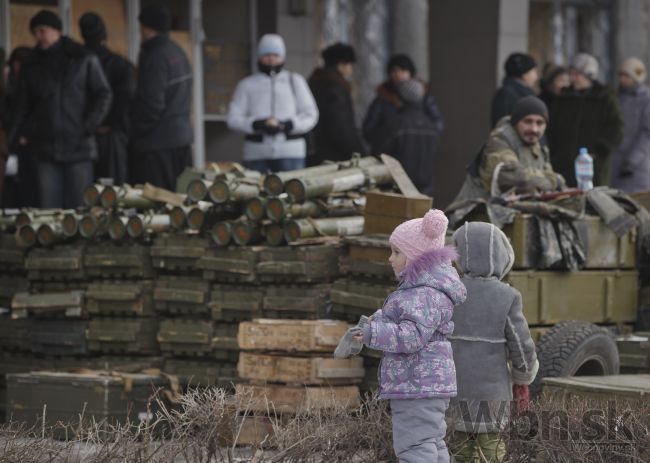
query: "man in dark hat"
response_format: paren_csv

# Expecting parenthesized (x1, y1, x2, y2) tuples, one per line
(451, 96, 564, 205)
(491, 52, 538, 127)
(8, 9, 112, 208)
(130, 3, 193, 191)
(307, 43, 364, 166)
(362, 53, 444, 155)
(79, 12, 135, 185)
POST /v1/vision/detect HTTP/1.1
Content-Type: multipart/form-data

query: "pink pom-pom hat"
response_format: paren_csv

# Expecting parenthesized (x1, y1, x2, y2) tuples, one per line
(389, 209, 449, 261)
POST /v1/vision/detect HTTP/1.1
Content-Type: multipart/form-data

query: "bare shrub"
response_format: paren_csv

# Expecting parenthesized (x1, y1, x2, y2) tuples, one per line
(501, 394, 649, 463)
(270, 391, 394, 462)
(1, 387, 647, 462)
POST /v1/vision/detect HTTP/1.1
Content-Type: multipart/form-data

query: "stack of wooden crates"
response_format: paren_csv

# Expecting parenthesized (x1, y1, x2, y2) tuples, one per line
(234, 318, 363, 443)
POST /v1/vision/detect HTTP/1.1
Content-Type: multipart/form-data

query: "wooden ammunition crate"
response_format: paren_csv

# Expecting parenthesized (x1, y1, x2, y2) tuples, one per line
(25, 244, 86, 281)
(87, 318, 159, 354)
(31, 319, 89, 356)
(11, 290, 85, 318)
(199, 247, 260, 283)
(0, 318, 33, 351)
(256, 244, 342, 283)
(0, 276, 29, 309)
(233, 415, 275, 446)
(363, 192, 432, 234)
(210, 285, 264, 321)
(330, 278, 393, 322)
(237, 319, 348, 353)
(46, 355, 164, 373)
(153, 277, 211, 316)
(84, 242, 153, 278)
(238, 352, 364, 385)
(7, 371, 166, 436)
(86, 281, 155, 317)
(158, 319, 214, 356)
(262, 284, 331, 319)
(212, 323, 240, 360)
(0, 233, 26, 273)
(506, 270, 638, 325)
(503, 214, 636, 270)
(343, 234, 392, 277)
(150, 233, 210, 273)
(616, 333, 650, 374)
(235, 383, 360, 413)
(163, 358, 239, 388)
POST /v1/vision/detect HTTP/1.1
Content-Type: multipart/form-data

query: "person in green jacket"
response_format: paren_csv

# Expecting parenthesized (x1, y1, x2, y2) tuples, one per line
(547, 53, 623, 187)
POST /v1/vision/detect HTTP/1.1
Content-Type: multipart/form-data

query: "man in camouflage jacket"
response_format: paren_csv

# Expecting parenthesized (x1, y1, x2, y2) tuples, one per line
(451, 96, 564, 205)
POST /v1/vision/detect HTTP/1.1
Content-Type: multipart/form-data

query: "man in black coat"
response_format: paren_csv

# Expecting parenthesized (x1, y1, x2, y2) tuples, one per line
(375, 79, 439, 196)
(9, 10, 112, 208)
(363, 54, 444, 156)
(491, 53, 538, 127)
(80, 12, 135, 185)
(130, 4, 193, 191)
(307, 43, 364, 166)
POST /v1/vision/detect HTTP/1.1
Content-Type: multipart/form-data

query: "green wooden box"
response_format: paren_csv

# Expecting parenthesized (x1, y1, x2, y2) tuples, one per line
(506, 270, 639, 325)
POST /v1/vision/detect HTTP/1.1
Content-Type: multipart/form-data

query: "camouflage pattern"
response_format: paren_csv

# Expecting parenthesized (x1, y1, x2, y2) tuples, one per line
(364, 250, 466, 400)
(479, 117, 560, 194)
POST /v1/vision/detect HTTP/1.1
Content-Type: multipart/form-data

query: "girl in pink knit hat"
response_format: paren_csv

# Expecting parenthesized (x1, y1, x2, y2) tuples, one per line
(360, 209, 467, 462)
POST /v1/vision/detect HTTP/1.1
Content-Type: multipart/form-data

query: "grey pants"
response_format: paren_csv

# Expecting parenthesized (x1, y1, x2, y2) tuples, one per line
(391, 398, 450, 463)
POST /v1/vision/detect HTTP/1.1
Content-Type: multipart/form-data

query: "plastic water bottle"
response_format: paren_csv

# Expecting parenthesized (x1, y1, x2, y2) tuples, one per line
(575, 147, 594, 191)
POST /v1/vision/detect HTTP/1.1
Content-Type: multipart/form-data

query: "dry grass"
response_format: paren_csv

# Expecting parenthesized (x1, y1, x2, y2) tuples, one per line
(0, 388, 647, 462)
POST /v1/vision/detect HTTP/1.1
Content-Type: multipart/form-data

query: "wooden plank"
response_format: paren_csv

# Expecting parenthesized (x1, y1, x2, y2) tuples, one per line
(542, 375, 650, 402)
(237, 352, 364, 385)
(237, 319, 349, 353)
(379, 154, 429, 198)
(236, 383, 360, 413)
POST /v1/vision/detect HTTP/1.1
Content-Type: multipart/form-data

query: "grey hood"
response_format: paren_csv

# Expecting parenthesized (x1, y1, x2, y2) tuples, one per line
(452, 222, 514, 280)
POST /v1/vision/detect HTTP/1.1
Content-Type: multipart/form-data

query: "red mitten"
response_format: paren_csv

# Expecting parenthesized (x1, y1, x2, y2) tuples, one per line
(512, 384, 531, 415)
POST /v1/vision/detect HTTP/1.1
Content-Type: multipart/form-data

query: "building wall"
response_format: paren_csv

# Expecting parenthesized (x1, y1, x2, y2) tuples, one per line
(428, 0, 500, 208)
(617, 0, 650, 68)
(277, 0, 322, 77)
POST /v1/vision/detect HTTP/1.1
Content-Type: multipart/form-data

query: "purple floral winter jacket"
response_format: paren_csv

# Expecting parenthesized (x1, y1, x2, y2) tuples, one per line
(363, 247, 467, 400)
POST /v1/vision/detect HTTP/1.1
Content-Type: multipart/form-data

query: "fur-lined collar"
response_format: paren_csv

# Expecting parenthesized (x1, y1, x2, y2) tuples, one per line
(376, 78, 431, 108)
(400, 246, 458, 286)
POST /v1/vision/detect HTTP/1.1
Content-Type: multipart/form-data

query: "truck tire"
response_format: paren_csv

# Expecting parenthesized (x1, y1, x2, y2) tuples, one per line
(530, 320, 619, 397)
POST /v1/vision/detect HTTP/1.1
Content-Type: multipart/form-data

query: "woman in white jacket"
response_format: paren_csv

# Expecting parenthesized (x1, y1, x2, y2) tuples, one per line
(227, 34, 319, 173)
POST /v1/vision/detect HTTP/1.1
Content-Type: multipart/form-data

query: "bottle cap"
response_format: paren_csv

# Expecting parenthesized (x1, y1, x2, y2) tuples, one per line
(579, 147, 588, 154)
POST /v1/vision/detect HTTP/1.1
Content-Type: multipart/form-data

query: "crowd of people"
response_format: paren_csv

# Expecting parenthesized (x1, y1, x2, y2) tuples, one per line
(0, 4, 193, 209)
(2, 7, 646, 211)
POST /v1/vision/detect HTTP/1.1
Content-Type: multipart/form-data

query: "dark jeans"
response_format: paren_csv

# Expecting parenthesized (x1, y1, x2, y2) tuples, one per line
(130, 146, 193, 192)
(37, 160, 94, 209)
(243, 158, 305, 174)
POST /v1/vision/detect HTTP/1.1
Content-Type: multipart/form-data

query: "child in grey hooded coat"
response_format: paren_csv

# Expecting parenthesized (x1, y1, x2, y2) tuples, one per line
(448, 222, 538, 462)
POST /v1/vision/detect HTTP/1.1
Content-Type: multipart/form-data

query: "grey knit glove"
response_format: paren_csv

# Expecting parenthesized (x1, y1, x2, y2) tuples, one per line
(333, 316, 370, 358)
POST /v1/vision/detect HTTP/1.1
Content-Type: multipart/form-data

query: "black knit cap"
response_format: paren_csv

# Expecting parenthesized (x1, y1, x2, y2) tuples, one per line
(505, 52, 536, 78)
(30, 9, 62, 31)
(510, 95, 549, 125)
(387, 54, 416, 76)
(138, 4, 172, 33)
(79, 12, 107, 45)
(322, 43, 356, 67)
